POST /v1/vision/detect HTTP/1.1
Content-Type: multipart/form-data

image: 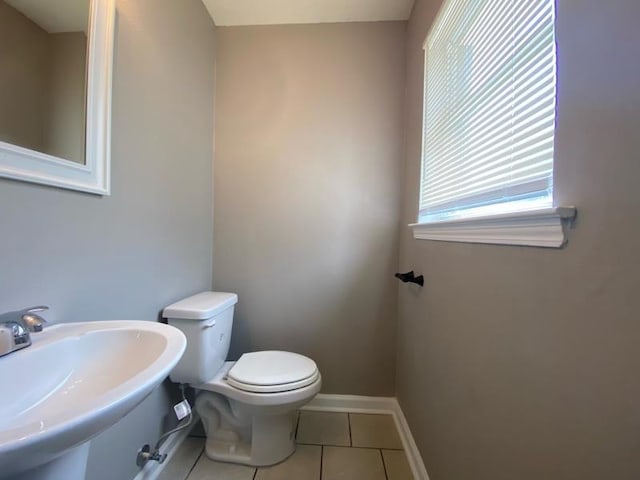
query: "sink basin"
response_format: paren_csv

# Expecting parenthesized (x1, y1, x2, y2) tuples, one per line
(0, 320, 186, 480)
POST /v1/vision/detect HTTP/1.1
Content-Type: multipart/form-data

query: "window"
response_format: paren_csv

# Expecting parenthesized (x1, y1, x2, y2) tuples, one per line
(412, 0, 575, 247)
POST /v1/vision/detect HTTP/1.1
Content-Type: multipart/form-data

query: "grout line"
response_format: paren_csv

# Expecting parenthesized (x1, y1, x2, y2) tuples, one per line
(319, 445, 324, 480)
(380, 449, 390, 480)
(296, 441, 350, 448)
(345, 412, 393, 417)
(184, 447, 205, 480)
(296, 441, 402, 451)
(295, 411, 301, 440)
(347, 413, 353, 447)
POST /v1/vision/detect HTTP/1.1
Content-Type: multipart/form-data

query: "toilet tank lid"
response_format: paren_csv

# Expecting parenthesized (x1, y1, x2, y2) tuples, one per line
(163, 292, 238, 320)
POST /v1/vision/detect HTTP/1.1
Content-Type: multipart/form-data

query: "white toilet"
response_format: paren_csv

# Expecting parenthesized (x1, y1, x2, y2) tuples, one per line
(163, 291, 321, 466)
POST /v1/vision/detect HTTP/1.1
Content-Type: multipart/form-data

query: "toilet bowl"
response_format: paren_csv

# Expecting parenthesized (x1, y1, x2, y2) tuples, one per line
(163, 292, 321, 466)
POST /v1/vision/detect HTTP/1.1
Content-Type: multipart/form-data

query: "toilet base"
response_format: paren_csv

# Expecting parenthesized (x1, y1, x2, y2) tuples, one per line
(196, 392, 298, 466)
(203, 410, 297, 466)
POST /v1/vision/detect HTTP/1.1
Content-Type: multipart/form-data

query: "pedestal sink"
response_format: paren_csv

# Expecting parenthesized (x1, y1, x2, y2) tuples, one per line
(0, 321, 186, 480)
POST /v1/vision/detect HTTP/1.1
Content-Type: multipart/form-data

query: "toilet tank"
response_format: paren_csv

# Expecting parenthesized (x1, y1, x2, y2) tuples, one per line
(163, 292, 238, 384)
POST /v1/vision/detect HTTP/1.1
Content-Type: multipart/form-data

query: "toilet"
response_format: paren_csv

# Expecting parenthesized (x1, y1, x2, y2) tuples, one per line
(163, 292, 321, 466)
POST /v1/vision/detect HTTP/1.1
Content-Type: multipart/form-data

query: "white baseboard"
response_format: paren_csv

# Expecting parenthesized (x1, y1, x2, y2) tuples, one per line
(303, 394, 397, 415)
(389, 400, 430, 480)
(303, 394, 430, 480)
(132, 413, 200, 480)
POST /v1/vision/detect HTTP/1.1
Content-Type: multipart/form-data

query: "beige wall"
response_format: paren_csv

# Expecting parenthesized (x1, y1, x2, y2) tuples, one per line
(44, 32, 87, 163)
(397, 0, 640, 479)
(214, 22, 406, 395)
(0, 1, 49, 151)
(0, 1, 216, 479)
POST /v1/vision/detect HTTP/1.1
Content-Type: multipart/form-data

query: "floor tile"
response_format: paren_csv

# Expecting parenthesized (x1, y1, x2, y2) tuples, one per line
(186, 453, 256, 480)
(322, 446, 386, 480)
(255, 444, 321, 480)
(349, 413, 403, 449)
(296, 411, 350, 446)
(382, 449, 413, 480)
(157, 437, 204, 480)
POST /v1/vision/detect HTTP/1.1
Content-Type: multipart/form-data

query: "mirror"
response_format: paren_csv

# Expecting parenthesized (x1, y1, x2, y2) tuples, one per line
(0, 0, 89, 164)
(0, 0, 114, 195)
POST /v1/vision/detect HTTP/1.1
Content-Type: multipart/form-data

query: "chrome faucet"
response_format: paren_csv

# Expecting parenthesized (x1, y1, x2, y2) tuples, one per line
(0, 306, 49, 357)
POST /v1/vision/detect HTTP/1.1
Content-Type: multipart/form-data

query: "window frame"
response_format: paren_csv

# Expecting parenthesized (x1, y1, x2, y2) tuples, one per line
(411, 0, 575, 248)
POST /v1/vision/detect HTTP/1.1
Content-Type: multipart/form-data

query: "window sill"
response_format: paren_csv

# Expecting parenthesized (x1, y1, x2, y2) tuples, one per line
(409, 207, 577, 248)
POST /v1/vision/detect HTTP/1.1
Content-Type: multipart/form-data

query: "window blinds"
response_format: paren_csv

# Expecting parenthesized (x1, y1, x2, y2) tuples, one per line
(420, 0, 557, 222)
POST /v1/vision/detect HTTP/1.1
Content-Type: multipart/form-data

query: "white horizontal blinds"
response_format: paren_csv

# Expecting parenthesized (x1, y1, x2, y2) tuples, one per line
(420, 0, 556, 221)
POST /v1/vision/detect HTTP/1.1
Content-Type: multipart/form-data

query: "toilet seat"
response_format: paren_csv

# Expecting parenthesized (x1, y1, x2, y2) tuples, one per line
(227, 351, 319, 393)
(195, 361, 322, 407)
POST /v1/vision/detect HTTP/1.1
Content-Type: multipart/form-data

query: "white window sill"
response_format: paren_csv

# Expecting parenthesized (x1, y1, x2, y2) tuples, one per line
(409, 207, 577, 248)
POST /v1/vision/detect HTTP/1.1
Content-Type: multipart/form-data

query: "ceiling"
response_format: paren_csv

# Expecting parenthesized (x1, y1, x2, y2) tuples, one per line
(5, 0, 88, 33)
(201, 0, 415, 26)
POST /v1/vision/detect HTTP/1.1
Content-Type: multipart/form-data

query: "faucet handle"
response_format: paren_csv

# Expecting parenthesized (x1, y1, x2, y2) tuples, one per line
(23, 305, 49, 314)
(21, 306, 49, 333)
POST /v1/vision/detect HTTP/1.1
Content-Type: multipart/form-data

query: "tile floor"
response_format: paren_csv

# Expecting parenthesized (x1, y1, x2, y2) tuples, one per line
(158, 411, 413, 480)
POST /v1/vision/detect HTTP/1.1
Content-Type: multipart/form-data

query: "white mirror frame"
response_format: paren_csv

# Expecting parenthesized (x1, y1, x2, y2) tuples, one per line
(0, 0, 115, 195)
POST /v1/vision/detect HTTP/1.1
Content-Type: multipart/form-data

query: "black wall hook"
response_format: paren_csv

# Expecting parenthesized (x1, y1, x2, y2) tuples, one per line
(394, 270, 424, 287)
